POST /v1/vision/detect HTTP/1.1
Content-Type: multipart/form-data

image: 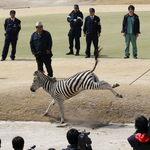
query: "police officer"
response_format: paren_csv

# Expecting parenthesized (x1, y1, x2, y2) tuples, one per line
(1, 10, 21, 61)
(83, 8, 101, 58)
(66, 4, 83, 56)
(30, 22, 53, 77)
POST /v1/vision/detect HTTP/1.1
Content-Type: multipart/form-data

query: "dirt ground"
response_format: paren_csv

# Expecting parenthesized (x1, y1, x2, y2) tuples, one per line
(0, 58, 150, 124)
(0, 121, 135, 150)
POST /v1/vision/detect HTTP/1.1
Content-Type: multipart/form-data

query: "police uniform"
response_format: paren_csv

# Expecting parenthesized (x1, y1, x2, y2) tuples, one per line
(30, 23, 53, 77)
(67, 4, 83, 56)
(1, 10, 21, 61)
(83, 8, 101, 58)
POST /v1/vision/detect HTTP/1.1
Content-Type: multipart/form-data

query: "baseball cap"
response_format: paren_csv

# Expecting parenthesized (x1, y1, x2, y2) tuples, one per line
(74, 4, 79, 9)
(89, 8, 95, 12)
(36, 22, 43, 27)
(10, 10, 16, 14)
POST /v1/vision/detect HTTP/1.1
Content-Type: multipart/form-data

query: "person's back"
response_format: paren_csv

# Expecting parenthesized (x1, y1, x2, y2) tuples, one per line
(128, 116, 150, 150)
(62, 129, 79, 150)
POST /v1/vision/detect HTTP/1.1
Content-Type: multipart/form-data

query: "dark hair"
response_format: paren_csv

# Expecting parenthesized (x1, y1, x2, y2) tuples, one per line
(0, 139, 1, 146)
(12, 136, 24, 150)
(128, 5, 135, 11)
(135, 116, 148, 133)
(67, 129, 79, 145)
(48, 149, 55, 150)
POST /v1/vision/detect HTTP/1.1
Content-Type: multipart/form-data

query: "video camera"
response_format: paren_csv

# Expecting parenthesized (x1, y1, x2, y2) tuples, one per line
(27, 145, 36, 150)
(77, 130, 92, 150)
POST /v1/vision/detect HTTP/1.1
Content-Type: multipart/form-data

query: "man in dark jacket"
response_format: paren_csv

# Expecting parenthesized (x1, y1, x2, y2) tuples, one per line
(62, 129, 79, 150)
(1, 10, 21, 61)
(83, 8, 101, 58)
(30, 22, 53, 77)
(122, 5, 140, 59)
(66, 4, 83, 56)
(128, 116, 150, 150)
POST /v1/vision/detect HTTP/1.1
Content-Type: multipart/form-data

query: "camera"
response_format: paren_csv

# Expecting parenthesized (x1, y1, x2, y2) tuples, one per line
(27, 145, 36, 150)
(77, 130, 92, 150)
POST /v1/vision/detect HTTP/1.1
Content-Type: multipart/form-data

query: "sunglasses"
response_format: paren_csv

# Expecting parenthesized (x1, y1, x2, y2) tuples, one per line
(36, 26, 43, 28)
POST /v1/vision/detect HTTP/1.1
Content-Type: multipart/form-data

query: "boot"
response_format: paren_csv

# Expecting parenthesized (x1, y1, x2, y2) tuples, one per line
(75, 50, 79, 56)
(66, 50, 74, 55)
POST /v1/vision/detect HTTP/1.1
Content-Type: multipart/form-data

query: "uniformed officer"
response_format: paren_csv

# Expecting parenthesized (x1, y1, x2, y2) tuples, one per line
(30, 22, 53, 77)
(66, 4, 83, 56)
(83, 8, 101, 58)
(1, 10, 21, 61)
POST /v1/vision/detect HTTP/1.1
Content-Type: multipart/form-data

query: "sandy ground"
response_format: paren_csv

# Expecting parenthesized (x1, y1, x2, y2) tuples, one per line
(0, 121, 134, 150)
(0, 5, 150, 18)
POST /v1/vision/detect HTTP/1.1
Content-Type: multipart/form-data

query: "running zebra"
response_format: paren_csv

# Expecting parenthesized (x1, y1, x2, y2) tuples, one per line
(30, 48, 122, 123)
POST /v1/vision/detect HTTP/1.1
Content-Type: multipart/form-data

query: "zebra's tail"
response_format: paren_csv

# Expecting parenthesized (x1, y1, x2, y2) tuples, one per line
(91, 46, 103, 72)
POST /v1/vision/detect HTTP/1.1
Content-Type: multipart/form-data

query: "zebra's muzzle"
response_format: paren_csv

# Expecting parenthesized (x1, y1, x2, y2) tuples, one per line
(30, 87, 35, 92)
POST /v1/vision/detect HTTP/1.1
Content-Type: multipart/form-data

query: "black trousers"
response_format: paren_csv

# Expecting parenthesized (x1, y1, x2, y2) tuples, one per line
(86, 33, 98, 56)
(36, 54, 53, 77)
(2, 35, 18, 59)
(68, 30, 81, 52)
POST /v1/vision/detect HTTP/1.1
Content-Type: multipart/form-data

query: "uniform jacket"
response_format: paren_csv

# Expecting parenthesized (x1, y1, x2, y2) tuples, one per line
(62, 144, 78, 150)
(121, 13, 140, 35)
(67, 10, 83, 30)
(128, 130, 150, 150)
(83, 15, 101, 35)
(4, 17, 21, 35)
(30, 30, 53, 57)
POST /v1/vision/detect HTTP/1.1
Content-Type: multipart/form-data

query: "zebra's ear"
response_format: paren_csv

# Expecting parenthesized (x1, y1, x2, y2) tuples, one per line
(34, 71, 39, 76)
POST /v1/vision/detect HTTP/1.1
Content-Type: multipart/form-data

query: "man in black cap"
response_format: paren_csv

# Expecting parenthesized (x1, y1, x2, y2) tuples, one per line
(1, 10, 21, 61)
(30, 22, 53, 77)
(66, 4, 83, 56)
(83, 8, 101, 58)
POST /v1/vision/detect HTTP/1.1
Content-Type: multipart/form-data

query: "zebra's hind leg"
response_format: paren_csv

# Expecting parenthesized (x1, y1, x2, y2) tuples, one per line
(57, 100, 65, 124)
(98, 81, 123, 98)
(44, 99, 56, 116)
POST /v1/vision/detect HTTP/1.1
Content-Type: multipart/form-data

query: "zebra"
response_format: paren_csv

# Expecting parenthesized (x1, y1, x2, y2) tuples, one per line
(30, 48, 122, 124)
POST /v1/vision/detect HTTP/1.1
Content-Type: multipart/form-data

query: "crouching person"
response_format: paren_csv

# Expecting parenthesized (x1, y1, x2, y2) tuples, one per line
(128, 116, 150, 150)
(62, 128, 92, 150)
(12, 136, 24, 150)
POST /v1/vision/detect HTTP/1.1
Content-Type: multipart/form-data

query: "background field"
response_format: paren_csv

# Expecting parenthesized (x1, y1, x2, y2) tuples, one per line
(0, 11, 150, 59)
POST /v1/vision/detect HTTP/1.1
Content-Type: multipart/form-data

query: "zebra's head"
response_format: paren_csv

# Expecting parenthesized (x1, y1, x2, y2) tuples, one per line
(30, 71, 43, 92)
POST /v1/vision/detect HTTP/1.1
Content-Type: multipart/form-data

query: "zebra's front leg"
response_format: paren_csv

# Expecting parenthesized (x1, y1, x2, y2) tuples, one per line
(57, 100, 65, 124)
(44, 99, 56, 116)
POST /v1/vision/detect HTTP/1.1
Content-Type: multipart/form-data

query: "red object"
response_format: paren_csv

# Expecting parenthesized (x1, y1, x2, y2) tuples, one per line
(135, 133, 150, 143)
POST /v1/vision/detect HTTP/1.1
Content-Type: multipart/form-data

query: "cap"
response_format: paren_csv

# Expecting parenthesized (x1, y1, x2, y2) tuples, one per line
(74, 4, 79, 9)
(89, 8, 95, 12)
(10, 10, 16, 14)
(36, 22, 43, 27)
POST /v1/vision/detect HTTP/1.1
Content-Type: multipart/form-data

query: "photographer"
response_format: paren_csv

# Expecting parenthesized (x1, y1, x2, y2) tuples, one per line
(128, 116, 150, 150)
(12, 136, 24, 150)
(62, 128, 92, 150)
(62, 128, 79, 150)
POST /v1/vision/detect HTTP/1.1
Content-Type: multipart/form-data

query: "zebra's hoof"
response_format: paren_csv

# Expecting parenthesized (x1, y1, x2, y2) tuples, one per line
(119, 95, 123, 98)
(116, 83, 120, 87)
(61, 121, 65, 124)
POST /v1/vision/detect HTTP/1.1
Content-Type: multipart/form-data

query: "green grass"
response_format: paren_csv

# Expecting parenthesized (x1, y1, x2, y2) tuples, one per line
(0, 11, 150, 58)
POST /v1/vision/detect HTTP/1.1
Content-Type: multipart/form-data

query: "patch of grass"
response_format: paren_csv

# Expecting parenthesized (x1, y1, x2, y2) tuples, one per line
(0, 11, 150, 58)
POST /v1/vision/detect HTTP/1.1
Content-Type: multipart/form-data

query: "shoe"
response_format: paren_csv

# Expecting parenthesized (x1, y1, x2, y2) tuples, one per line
(75, 52, 79, 56)
(1, 58, 5, 61)
(124, 55, 129, 59)
(11, 58, 15, 60)
(85, 55, 90, 58)
(134, 56, 137, 59)
(66, 51, 74, 55)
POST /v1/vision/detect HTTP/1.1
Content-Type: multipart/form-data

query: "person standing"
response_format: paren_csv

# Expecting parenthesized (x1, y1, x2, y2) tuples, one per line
(83, 8, 101, 58)
(1, 10, 21, 61)
(30, 22, 53, 77)
(66, 4, 83, 56)
(122, 5, 140, 59)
